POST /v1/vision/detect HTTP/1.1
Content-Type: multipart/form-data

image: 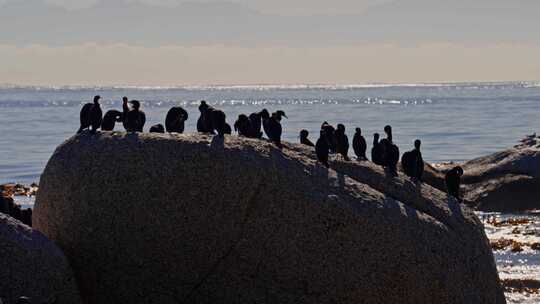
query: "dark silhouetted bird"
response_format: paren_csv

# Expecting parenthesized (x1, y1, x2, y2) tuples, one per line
(123, 99, 146, 132)
(353, 128, 367, 161)
(78, 95, 103, 133)
(380, 125, 399, 176)
(165, 106, 188, 133)
(321, 121, 337, 153)
(401, 139, 424, 182)
(445, 166, 464, 201)
(334, 124, 350, 160)
(248, 111, 264, 138)
(211, 110, 228, 136)
(261, 109, 271, 138)
(197, 100, 228, 136)
(316, 130, 330, 167)
(249, 109, 268, 138)
(121, 96, 129, 130)
(149, 124, 165, 133)
(260, 109, 270, 137)
(234, 114, 251, 137)
(101, 109, 123, 131)
(371, 133, 384, 166)
(263, 110, 287, 147)
(300, 129, 315, 147)
(197, 100, 210, 133)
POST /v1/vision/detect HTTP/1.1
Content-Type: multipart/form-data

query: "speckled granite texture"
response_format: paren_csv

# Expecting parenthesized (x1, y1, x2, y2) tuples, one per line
(0, 214, 81, 304)
(34, 132, 505, 304)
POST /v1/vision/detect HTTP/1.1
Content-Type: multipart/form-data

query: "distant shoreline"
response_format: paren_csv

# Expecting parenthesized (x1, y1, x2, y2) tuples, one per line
(0, 81, 539, 91)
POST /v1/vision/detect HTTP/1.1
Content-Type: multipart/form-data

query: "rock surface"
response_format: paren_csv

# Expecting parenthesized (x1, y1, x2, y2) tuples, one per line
(35, 132, 505, 304)
(0, 193, 32, 226)
(422, 135, 540, 212)
(461, 135, 540, 212)
(0, 214, 81, 304)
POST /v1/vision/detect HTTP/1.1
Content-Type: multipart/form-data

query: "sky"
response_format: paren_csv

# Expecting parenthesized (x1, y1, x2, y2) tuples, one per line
(0, 0, 539, 85)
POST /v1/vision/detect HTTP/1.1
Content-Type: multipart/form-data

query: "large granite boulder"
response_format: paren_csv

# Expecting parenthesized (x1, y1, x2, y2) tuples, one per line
(34, 132, 505, 304)
(0, 214, 81, 304)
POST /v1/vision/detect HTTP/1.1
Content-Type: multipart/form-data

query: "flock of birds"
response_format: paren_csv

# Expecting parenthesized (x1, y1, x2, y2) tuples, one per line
(78, 95, 465, 201)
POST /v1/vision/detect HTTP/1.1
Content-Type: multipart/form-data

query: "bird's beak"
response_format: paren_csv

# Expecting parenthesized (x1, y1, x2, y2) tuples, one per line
(283, 114, 288, 119)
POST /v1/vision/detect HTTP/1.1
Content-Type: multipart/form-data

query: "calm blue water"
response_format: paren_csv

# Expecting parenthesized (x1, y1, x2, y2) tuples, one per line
(1, 82, 539, 184)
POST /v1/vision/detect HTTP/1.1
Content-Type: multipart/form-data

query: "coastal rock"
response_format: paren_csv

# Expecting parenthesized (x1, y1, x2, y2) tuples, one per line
(0, 192, 33, 226)
(426, 135, 540, 212)
(385, 135, 540, 212)
(0, 214, 81, 304)
(34, 132, 505, 304)
(461, 134, 540, 212)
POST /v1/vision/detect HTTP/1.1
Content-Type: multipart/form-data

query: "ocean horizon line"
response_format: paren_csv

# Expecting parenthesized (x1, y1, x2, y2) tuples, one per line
(0, 81, 539, 91)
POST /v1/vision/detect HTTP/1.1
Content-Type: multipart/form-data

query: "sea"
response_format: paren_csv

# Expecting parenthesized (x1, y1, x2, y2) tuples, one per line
(1, 82, 539, 303)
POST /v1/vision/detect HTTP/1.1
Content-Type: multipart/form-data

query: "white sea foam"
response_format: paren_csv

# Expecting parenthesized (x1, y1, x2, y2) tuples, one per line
(477, 211, 540, 304)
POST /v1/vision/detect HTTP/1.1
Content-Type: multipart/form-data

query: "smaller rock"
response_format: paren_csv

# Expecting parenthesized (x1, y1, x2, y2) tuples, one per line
(422, 135, 540, 212)
(1, 185, 33, 226)
(511, 241, 523, 253)
(491, 238, 513, 251)
(503, 279, 540, 295)
(0, 214, 81, 303)
(0, 195, 31, 226)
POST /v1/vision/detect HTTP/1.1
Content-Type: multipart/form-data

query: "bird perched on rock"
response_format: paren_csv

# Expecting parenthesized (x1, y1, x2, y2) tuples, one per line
(234, 114, 252, 137)
(334, 124, 350, 160)
(401, 139, 424, 182)
(380, 125, 400, 176)
(78, 95, 103, 133)
(123, 98, 146, 132)
(371, 133, 384, 166)
(316, 130, 330, 167)
(165, 106, 188, 133)
(197, 100, 210, 133)
(262, 110, 287, 147)
(149, 124, 165, 133)
(445, 166, 464, 202)
(197, 100, 228, 136)
(321, 122, 337, 153)
(353, 128, 367, 161)
(248, 111, 264, 138)
(101, 109, 123, 131)
(261, 109, 271, 138)
(300, 129, 315, 147)
(210, 109, 228, 136)
(121, 97, 129, 130)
